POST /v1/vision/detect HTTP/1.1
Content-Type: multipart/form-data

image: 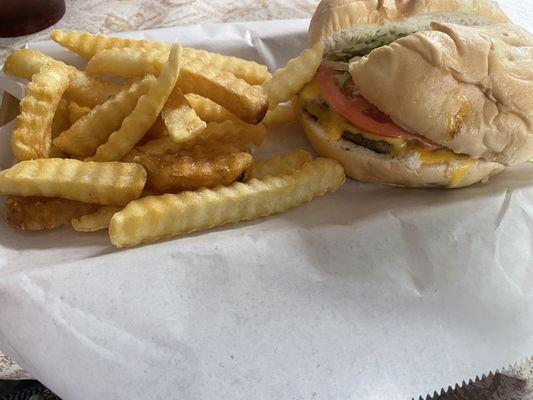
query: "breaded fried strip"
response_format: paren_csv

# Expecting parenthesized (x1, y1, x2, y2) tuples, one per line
(133, 150, 252, 192)
(4, 196, 98, 231)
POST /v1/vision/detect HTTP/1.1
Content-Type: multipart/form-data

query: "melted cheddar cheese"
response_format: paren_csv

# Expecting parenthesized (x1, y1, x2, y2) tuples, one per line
(298, 78, 469, 167)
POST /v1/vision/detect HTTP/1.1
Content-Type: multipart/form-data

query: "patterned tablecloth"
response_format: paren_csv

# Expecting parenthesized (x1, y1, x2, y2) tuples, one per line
(1, 2, 532, 399)
(0, 0, 318, 381)
(0, 0, 318, 63)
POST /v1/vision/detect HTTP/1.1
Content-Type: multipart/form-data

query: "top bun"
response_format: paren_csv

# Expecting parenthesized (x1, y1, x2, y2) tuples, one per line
(309, 0, 510, 45)
(350, 22, 533, 166)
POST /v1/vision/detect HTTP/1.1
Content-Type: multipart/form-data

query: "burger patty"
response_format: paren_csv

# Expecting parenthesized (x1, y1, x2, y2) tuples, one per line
(303, 108, 319, 122)
(303, 107, 393, 155)
(342, 131, 393, 154)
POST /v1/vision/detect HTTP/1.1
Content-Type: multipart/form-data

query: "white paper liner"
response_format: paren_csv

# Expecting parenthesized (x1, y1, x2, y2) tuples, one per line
(0, 15, 532, 400)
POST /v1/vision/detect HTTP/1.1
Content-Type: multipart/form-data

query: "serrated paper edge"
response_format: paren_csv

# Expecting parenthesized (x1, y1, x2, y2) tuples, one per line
(416, 356, 533, 400)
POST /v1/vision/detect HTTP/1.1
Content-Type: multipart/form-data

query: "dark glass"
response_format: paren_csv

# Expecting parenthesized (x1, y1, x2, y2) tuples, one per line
(0, 0, 66, 38)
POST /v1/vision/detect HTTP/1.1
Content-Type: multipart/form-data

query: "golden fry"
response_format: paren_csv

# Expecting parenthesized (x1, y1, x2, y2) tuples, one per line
(49, 99, 70, 159)
(265, 42, 324, 109)
(11, 65, 70, 160)
(85, 47, 268, 124)
(109, 158, 345, 247)
(71, 205, 122, 232)
(184, 94, 268, 142)
(263, 103, 297, 125)
(133, 150, 252, 192)
(52, 99, 70, 137)
(51, 30, 168, 59)
(0, 159, 147, 206)
(182, 47, 271, 85)
(54, 76, 155, 158)
(200, 120, 267, 147)
(52, 30, 270, 84)
(87, 45, 182, 162)
(162, 87, 206, 143)
(249, 150, 313, 180)
(179, 59, 268, 124)
(184, 93, 237, 123)
(85, 47, 164, 78)
(123, 137, 181, 159)
(68, 102, 91, 124)
(3, 49, 120, 107)
(4, 196, 98, 231)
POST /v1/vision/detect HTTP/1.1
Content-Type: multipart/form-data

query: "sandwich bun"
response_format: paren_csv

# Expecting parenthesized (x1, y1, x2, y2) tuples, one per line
(299, 0, 533, 188)
(350, 22, 533, 166)
(310, 0, 510, 45)
(298, 106, 505, 188)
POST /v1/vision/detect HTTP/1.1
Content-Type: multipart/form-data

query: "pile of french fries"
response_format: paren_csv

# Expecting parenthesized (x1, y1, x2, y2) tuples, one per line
(0, 30, 344, 247)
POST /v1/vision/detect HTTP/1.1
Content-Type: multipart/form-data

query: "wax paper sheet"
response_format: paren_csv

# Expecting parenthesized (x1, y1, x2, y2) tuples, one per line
(0, 11, 533, 400)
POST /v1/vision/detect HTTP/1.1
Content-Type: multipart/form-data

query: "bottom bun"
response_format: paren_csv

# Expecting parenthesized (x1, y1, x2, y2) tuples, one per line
(299, 110, 505, 188)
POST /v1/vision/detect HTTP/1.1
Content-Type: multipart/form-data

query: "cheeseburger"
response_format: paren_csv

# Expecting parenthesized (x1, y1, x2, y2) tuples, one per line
(296, 0, 533, 188)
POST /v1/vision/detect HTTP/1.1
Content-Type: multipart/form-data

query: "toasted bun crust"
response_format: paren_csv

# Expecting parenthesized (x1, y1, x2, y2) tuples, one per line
(350, 23, 533, 166)
(299, 108, 505, 188)
(309, 0, 510, 44)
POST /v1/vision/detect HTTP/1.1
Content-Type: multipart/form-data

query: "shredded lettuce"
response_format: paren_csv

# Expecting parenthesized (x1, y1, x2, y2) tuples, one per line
(326, 31, 409, 61)
(335, 72, 351, 90)
(324, 14, 497, 61)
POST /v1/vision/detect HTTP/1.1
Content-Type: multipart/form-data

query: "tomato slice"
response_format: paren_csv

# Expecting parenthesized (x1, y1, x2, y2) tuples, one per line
(317, 67, 440, 150)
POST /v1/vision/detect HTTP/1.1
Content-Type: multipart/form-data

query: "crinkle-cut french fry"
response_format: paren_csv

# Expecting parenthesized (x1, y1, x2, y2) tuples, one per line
(265, 42, 324, 109)
(200, 120, 267, 147)
(11, 65, 70, 160)
(263, 103, 297, 125)
(71, 205, 122, 232)
(123, 137, 181, 160)
(134, 150, 252, 193)
(86, 45, 182, 162)
(3, 49, 120, 108)
(162, 87, 206, 144)
(109, 158, 345, 247)
(54, 76, 155, 158)
(179, 59, 268, 124)
(184, 93, 237, 123)
(85, 47, 163, 78)
(0, 159, 147, 206)
(4, 196, 98, 231)
(52, 30, 270, 84)
(181, 47, 271, 85)
(183, 94, 267, 140)
(85, 47, 268, 124)
(49, 99, 70, 159)
(249, 150, 313, 180)
(52, 98, 70, 137)
(68, 102, 91, 124)
(51, 30, 168, 59)
(66, 69, 120, 108)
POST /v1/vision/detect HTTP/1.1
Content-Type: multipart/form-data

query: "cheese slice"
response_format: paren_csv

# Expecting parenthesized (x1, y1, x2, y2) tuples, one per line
(298, 79, 468, 166)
